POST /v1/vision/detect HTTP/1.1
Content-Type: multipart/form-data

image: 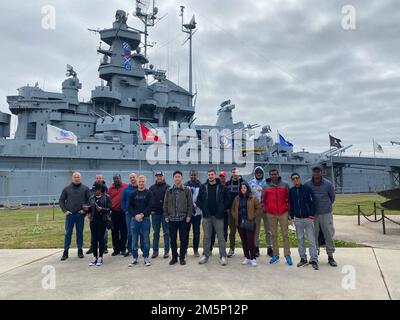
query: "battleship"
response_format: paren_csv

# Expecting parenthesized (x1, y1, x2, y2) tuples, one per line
(1, 2, 400, 204)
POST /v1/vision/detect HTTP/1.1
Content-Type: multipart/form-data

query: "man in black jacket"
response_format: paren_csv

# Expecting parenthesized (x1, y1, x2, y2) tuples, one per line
(149, 171, 170, 259)
(185, 170, 203, 257)
(59, 172, 91, 261)
(127, 175, 154, 267)
(289, 172, 319, 270)
(197, 170, 229, 266)
(225, 167, 245, 257)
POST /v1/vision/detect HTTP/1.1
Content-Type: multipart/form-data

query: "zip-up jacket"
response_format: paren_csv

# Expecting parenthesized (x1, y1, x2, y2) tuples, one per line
(121, 184, 138, 214)
(149, 181, 170, 215)
(262, 177, 289, 215)
(289, 184, 315, 219)
(196, 179, 229, 219)
(108, 182, 128, 211)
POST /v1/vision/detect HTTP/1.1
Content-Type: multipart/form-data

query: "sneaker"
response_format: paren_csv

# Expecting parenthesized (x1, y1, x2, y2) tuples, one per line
(61, 250, 69, 261)
(194, 251, 200, 258)
(328, 256, 337, 267)
(78, 249, 84, 259)
(86, 248, 93, 255)
(242, 258, 251, 265)
(103, 248, 109, 254)
(144, 258, 151, 267)
(269, 256, 280, 264)
(255, 247, 260, 258)
(169, 257, 178, 265)
(163, 252, 170, 259)
(124, 252, 131, 258)
(111, 251, 120, 256)
(128, 258, 138, 267)
(297, 259, 308, 268)
(227, 249, 235, 258)
(285, 255, 293, 266)
(311, 261, 319, 270)
(267, 247, 273, 257)
(151, 252, 159, 259)
(179, 259, 186, 266)
(220, 256, 227, 266)
(199, 255, 209, 264)
(251, 259, 257, 267)
(96, 257, 103, 266)
(89, 257, 97, 266)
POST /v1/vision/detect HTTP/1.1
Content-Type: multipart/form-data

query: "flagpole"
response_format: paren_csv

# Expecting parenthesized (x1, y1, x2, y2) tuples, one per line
(37, 126, 47, 224)
(328, 132, 335, 188)
(277, 130, 281, 173)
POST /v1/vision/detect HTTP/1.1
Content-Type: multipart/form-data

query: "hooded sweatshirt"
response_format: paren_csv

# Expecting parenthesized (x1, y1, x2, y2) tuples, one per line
(248, 166, 267, 202)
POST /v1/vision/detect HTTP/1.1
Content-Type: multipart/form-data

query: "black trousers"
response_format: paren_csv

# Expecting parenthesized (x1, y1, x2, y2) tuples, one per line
(90, 218, 107, 258)
(111, 210, 127, 252)
(169, 220, 189, 260)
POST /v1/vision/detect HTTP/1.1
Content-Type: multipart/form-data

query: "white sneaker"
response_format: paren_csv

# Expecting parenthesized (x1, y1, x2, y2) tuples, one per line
(251, 259, 257, 267)
(227, 249, 235, 258)
(128, 258, 138, 267)
(220, 256, 227, 266)
(89, 257, 97, 266)
(242, 258, 250, 265)
(144, 258, 151, 267)
(198, 255, 209, 264)
(96, 257, 103, 266)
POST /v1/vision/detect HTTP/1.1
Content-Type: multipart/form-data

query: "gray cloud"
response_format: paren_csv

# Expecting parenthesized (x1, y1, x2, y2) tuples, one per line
(1, 0, 399, 157)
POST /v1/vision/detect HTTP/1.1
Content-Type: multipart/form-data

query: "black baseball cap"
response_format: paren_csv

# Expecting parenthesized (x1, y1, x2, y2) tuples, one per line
(155, 171, 164, 176)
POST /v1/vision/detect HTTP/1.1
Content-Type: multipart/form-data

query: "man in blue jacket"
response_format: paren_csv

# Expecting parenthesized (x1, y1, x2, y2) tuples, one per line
(289, 172, 319, 270)
(122, 172, 138, 257)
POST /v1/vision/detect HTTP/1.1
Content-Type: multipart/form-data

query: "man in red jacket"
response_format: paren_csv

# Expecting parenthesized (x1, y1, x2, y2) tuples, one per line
(263, 169, 292, 266)
(108, 174, 128, 256)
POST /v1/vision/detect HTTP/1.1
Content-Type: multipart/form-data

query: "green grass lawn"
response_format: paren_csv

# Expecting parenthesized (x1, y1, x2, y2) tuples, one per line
(1, 193, 394, 249)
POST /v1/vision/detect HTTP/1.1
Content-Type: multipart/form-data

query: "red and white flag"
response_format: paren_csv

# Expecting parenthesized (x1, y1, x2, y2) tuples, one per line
(139, 123, 162, 143)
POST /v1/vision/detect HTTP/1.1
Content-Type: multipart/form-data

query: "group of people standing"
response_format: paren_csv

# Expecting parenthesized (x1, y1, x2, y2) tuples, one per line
(58, 164, 337, 270)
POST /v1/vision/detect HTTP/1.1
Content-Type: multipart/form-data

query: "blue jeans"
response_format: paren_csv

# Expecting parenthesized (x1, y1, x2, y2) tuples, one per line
(126, 213, 132, 253)
(151, 214, 170, 254)
(64, 213, 85, 251)
(131, 216, 151, 259)
(187, 214, 201, 252)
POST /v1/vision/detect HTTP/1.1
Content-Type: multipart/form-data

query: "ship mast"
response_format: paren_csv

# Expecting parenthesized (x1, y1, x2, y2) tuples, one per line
(180, 6, 197, 108)
(134, 0, 160, 59)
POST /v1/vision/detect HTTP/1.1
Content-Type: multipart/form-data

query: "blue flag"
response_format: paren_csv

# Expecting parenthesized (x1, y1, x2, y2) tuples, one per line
(279, 133, 293, 147)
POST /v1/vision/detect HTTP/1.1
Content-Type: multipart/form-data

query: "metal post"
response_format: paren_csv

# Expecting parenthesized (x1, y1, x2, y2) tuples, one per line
(357, 205, 360, 225)
(381, 209, 386, 235)
(374, 202, 377, 221)
(52, 199, 55, 221)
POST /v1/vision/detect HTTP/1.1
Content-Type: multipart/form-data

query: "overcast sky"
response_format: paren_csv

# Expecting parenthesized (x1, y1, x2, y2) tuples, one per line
(1, 0, 399, 157)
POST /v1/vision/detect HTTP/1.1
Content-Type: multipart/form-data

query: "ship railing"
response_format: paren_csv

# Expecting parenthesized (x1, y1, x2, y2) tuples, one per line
(357, 202, 400, 234)
(0, 195, 59, 209)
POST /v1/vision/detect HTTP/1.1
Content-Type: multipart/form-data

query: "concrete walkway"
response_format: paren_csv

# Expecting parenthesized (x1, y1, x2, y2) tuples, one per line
(0, 248, 398, 300)
(334, 215, 400, 249)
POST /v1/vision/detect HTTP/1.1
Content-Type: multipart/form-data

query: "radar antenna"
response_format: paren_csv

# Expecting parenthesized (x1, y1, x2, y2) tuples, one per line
(180, 5, 197, 108)
(133, 0, 166, 59)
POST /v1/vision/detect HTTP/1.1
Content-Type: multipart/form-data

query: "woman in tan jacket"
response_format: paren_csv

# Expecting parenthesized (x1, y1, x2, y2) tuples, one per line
(231, 182, 262, 266)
